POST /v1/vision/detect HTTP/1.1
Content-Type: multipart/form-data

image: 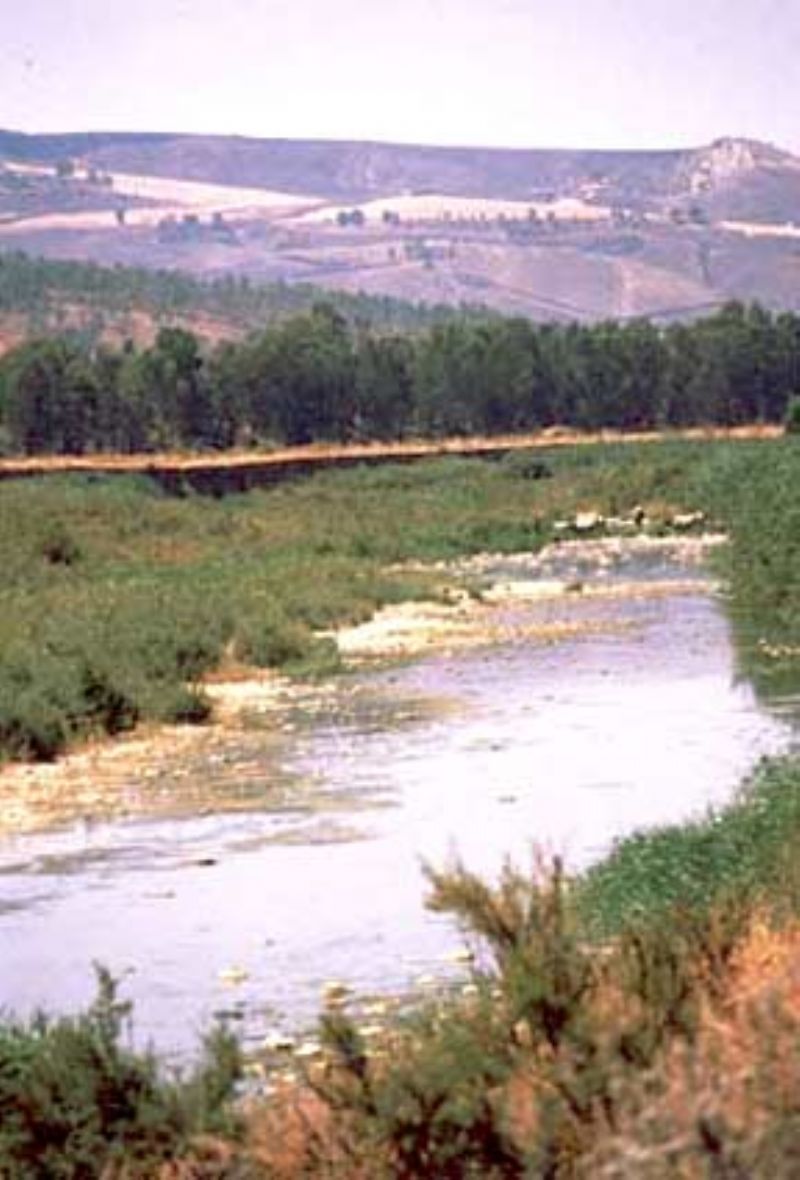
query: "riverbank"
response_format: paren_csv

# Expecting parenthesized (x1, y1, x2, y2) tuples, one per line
(2, 435, 784, 768)
(0, 423, 781, 484)
(0, 535, 724, 837)
(1, 535, 787, 1053)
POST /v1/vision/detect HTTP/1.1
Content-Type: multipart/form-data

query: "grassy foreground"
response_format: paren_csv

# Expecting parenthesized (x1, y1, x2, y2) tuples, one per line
(1, 434, 799, 1175)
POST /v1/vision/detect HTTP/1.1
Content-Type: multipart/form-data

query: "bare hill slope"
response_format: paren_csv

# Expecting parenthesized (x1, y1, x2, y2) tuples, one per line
(3, 130, 798, 213)
(1, 130, 799, 322)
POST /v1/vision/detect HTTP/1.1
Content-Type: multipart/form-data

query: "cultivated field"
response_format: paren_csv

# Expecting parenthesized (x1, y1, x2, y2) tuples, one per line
(0, 165, 323, 235)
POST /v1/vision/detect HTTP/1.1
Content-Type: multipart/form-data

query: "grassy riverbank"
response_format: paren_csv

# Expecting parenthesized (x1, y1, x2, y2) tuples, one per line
(1, 433, 799, 1175)
(1, 434, 795, 765)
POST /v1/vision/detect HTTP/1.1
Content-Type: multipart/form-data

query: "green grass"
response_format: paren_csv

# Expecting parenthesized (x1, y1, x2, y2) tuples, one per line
(0, 436, 797, 763)
(580, 756, 800, 934)
(573, 436, 800, 932)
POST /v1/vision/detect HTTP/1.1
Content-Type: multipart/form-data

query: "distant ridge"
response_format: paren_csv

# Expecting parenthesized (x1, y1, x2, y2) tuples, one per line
(2, 128, 796, 208)
(1, 129, 799, 323)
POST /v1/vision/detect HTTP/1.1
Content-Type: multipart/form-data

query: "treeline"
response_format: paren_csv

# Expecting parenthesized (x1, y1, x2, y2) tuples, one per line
(0, 300, 798, 454)
(0, 250, 466, 335)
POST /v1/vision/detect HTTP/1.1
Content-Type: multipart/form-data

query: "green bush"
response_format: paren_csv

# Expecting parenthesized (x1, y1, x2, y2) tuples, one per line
(235, 611, 341, 678)
(785, 394, 800, 434)
(0, 649, 85, 761)
(307, 857, 754, 1177)
(234, 611, 314, 668)
(0, 968, 243, 1178)
(0, 683, 70, 761)
(499, 451, 553, 481)
(39, 523, 82, 567)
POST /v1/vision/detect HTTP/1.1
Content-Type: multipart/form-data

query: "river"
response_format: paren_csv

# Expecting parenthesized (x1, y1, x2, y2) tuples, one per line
(0, 540, 794, 1059)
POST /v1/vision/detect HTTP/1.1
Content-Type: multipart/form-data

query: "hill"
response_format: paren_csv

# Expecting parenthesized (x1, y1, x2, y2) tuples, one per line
(1, 130, 799, 322)
(0, 252, 473, 358)
(0, 130, 694, 202)
(3, 130, 798, 212)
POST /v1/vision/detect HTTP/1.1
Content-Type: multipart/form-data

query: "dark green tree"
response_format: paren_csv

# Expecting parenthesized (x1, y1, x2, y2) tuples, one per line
(354, 333, 413, 440)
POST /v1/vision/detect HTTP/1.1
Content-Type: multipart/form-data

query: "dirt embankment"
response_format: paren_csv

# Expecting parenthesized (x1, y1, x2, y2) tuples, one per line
(0, 425, 782, 491)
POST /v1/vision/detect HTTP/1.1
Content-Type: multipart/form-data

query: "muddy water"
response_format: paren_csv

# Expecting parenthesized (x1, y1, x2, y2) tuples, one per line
(0, 545, 794, 1058)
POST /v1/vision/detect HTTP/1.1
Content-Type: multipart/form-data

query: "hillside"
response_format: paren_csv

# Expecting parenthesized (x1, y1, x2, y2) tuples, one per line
(0, 252, 473, 358)
(3, 130, 798, 211)
(1, 130, 799, 322)
(0, 129, 696, 202)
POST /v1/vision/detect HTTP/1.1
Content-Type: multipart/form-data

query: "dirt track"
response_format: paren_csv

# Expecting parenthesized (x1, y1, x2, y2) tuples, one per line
(0, 425, 782, 492)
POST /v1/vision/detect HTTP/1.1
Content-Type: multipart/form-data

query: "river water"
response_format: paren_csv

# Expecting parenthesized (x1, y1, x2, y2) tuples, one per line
(0, 542, 794, 1058)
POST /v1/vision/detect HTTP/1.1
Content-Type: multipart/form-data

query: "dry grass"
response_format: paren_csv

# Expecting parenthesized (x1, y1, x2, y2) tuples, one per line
(0, 202, 310, 234)
(584, 920, 800, 1177)
(228, 915, 800, 1178)
(101, 170, 320, 212)
(0, 424, 782, 478)
(0, 165, 322, 235)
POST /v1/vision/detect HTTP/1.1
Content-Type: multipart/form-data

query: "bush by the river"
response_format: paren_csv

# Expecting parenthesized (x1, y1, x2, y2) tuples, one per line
(0, 967, 243, 1177)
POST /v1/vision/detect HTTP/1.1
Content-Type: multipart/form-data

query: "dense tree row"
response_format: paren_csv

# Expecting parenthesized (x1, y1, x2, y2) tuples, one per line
(0, 301, 798, 455)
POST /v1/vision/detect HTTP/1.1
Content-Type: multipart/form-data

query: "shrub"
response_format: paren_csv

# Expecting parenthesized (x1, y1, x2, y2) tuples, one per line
(0, 968, 243, 1177)
(144, 681, 212, 724)
(39, 524, 82, 567)
(784, 394, 800, 434)
(237, 618, 342, 678)
(500, 451, 553, 481)
(77, 659, 139, 735)
(0, 683, 70, 761)
(235, 612, 315, 668)
(0, 650, 84, 761)
(301, 858, 756, 1177)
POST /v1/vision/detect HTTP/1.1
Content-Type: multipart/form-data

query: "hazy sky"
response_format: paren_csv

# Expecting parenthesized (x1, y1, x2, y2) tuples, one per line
(3, 0, 799, 153)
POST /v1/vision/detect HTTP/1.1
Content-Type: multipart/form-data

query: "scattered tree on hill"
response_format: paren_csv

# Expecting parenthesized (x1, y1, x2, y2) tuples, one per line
(336, 208, 366, 228)
(0, 251, 460, 335)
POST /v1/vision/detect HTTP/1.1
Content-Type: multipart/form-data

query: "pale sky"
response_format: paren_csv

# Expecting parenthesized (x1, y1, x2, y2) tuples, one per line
(3, 0, 799, 154)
